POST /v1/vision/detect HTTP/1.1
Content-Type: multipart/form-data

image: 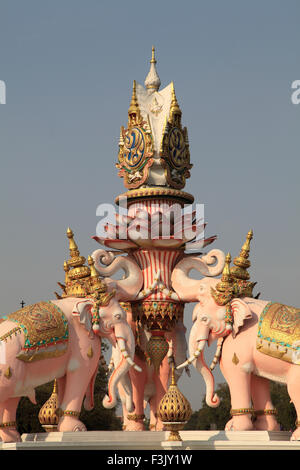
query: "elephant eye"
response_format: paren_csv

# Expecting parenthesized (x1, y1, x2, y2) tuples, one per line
(114, 313, 121, 320)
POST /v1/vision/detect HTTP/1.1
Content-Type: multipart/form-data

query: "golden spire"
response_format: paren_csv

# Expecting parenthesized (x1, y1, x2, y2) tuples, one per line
(150, 45, 156, 64)
(144, 46, 161, 93)
(216, 253, 234, 292)
(231, 230, 253, 281)
(169, 81, 182, 125)
(128, 80, 141, 125)
(66, 228, 89, 273)
(88, 255, 106, 294)
(63, 261, 69, 284)
(64, 228, 91, 297)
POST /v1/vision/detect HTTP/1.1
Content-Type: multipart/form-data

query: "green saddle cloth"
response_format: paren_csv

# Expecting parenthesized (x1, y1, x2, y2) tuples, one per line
(257, 302, 300, 364)
(1, 301, 69, 362)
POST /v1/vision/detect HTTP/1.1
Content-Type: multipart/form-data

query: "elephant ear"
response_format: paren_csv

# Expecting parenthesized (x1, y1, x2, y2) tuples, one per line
(72, 300, 94, 334)
(231, 298, 252, 338)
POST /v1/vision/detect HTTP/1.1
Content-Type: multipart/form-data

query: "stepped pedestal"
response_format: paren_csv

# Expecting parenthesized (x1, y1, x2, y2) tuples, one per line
(1, 430, 300, 450)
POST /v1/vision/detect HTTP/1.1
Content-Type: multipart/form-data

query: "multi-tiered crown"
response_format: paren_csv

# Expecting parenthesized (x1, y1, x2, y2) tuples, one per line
(116, 47, 193, 206)
(55, 228, 108, 299)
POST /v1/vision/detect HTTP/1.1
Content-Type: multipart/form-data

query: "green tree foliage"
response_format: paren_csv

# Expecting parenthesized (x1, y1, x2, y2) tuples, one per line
(184, 383, 231, 430)
(185, 381, 297, 431)
(16, 341, 122, 434)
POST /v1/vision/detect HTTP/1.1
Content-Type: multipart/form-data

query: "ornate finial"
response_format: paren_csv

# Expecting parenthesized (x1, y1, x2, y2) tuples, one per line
(128, 80, 142, 126)
(144, 46, 161, 93)
(63, 229, 91, 297)
(157, 363, 192, 441)
(231, 230, 253, 281)
(216, 253, 234, 292)
(38, 380, 59, 432)
(169, 82, 182, 125)
(231, 230, 256, 298)
(63, 260, 69, 282)
(211, 253, 236, 307)
(150, 45, 156, 64)
(88, 255, 106, 294)
(128, 80, 138, 115)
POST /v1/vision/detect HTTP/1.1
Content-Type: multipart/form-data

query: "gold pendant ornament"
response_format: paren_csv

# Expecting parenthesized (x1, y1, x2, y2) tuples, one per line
(158, 365, 192, 441)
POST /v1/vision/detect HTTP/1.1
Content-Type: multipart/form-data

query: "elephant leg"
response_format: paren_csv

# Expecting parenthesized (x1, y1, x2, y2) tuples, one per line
(0, 397, 21, 443)
(149, 396, 157, 431)
(287, 368, 300, 440)
(56, 376, 66, 408)
(126, 362, 146, 431)
(220, 355, 254, 431)
(251, 375, 279, 431)
(117, 381, 132, 431)
(57, 368, 96, 432)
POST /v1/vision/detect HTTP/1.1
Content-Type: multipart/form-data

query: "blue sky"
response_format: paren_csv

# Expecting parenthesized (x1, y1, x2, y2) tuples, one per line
(0, 0, 299, 410)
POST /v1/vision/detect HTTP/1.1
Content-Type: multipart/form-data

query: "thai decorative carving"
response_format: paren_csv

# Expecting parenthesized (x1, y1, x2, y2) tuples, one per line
(160, 83, 192, 189)
(116, 81, 154, 190)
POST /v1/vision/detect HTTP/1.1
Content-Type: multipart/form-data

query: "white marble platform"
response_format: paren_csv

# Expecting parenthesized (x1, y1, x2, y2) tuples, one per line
(0, 430, 300, 450)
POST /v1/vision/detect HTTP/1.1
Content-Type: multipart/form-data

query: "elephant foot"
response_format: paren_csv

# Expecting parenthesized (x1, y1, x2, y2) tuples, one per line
(225, 416, 254, 431)
(154, 421, 166, 431)
(124, 420, 145, 431)
(0, 427, 21, 443)
(291, 427, 300, 441)
(254, 415, 280, 431)
(57, 416, 87, 432)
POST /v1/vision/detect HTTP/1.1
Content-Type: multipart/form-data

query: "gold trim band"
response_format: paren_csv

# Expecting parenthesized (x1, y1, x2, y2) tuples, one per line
(230, 408, 254, 416)
(127, 413, 145, 422)
(0, 421, 17, 428)
(255, 409, 278, 416)
(56, 408, 80, 418)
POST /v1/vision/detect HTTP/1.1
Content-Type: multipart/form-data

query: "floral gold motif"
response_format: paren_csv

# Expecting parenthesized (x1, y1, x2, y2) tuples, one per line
(257, 302, 300, 364)
(3, 301, 69, 363)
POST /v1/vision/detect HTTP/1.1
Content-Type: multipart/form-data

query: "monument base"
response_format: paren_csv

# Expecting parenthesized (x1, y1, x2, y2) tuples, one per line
(0, 430, 300, 450)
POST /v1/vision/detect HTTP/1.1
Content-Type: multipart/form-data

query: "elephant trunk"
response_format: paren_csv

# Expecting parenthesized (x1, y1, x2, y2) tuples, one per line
(171, 249, 225, 302)
(194, 350, 220, 408)
(177, 321, 220, 408)
(92, 250, 143, 301)
(102, 322, 139, 411)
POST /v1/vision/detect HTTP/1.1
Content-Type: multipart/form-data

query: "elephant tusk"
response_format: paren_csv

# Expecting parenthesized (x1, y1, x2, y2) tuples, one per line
(176, 338, 207, 370)
(135, 270, 161, 300)
(210, 337, 224, 371)
(157, 282, 180, 301)
(117, 338, 142, 372)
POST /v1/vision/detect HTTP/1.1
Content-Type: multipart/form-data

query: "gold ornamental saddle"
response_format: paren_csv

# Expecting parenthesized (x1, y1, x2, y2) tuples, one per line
(0, 301, 69, 362)
(257, 302, 300, 364)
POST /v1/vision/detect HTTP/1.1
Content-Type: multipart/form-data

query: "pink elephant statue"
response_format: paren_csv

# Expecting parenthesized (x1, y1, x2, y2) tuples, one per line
(92, 247, 226, 431)
(0, 250, 144, 443)
(174, 238, 300, 441)
(109, 310, 189, 431)
(93, 249, 225, 431)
